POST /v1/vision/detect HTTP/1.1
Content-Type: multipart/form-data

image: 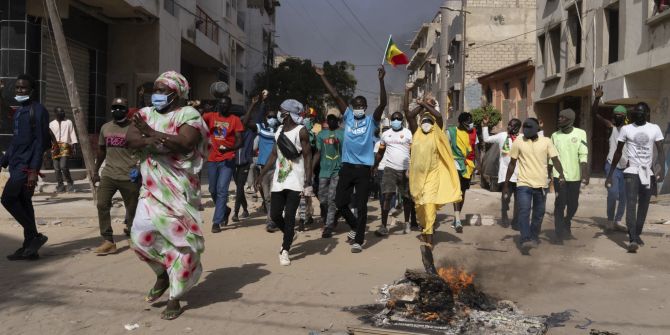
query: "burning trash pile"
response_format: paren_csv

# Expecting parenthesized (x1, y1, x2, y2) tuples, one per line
(350, 267, 548, 335)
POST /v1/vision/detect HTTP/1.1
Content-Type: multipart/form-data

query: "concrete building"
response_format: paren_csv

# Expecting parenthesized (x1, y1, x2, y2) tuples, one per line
(407, 13, 442, 104)
(442, 0, 536, 122)
(477, 58, 535, 130)
(0, 0, 277, 150)
(535, 0, 670, 180)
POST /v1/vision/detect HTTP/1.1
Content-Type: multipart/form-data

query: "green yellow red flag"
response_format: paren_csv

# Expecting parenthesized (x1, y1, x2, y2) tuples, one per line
(383, 35, 410, 67)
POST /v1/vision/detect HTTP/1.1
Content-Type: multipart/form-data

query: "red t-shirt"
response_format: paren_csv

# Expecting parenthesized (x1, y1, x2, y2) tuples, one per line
(203, 112, 244, 162)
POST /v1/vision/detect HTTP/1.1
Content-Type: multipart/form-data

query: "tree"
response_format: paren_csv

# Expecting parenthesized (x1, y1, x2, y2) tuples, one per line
(470, 105, 502, 128)
(252, 58, 357, 119)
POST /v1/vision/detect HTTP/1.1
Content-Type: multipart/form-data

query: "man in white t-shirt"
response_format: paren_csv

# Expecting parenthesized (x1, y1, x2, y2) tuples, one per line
(482, 117, 521, 229)
(607, 102, 665, 253)
(373, 111, 414, 236)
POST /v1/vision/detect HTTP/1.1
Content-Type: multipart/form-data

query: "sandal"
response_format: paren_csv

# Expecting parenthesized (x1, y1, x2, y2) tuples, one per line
(160, 306, 183, 320)
(145, 285, 169, 303)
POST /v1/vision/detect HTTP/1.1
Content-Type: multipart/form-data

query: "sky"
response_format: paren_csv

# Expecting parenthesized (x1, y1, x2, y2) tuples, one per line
(275, 0, 444, 105)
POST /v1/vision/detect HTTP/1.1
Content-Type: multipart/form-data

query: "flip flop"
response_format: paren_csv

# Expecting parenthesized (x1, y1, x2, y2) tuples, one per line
(145, 285, 169, 303)
(160, 307, 183, 320)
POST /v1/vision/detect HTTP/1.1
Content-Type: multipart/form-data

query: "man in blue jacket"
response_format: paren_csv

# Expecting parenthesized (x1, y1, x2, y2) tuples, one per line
(1, 74, 50, 260)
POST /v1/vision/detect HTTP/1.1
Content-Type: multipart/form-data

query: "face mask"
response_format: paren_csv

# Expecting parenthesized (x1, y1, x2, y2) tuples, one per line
(112, 109, 128, 122)
(267, 117, 278, 127)
(278, 113, 287, 124)
(15, 95, 30, 103)
(467, 123, 474, 131)
(421, 123, 433, 133)
(152, 93, 172, 110)
(353, 109, 365, 118)
(613, 115, 625, 127)
(290, 113, 304, 125)
(391, 120, 403, 130)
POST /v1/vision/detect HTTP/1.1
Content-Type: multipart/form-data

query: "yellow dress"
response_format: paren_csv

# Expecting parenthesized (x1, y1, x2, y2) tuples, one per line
(409, 124, 462, 234)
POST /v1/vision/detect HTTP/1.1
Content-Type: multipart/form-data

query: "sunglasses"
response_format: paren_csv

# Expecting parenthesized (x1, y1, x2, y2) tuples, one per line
(391, 116, 403, 121)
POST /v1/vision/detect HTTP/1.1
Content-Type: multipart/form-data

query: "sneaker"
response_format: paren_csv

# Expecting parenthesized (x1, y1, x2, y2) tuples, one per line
(240, 211, 250, 219)
(351, 243, 363, 253)
(627, 241, 639, 253)
(322, 227, 334, 238)
(211, 224, 222, 233)
(635, 237, 645, 247)
(231, 215, 240, 223)
(614, 221, 627, 232)
(266, 222, 278, 233)
(6, 248, 31, 261)
(279, 249, 291, 266)
(410, 224, 421, 232)
(521, 240, 534, 252)
(93, 241, 117, 255)
(346, 231, 356, 244)
(66, 184, 76, 193)
(530, 239, 540, 248)
(55, 184, 65, 193)
(25, 234, 48, 256)
(374, 226, 389, 237)
(452, 220, 463, 233)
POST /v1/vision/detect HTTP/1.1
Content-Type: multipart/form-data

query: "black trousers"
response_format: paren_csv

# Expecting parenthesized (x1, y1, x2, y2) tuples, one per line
(270, 189, 301, 251)
(501, 182, 519, 227)
(1, 172, 37, 247)
(624, 174, 652, 243)
(553, 179, 581, 237)
(335, 163, 372, 245)
(234, 163, 251, 215)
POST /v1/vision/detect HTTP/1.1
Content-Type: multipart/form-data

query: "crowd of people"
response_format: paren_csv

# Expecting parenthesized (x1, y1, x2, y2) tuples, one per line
(0, 70, 665, 320)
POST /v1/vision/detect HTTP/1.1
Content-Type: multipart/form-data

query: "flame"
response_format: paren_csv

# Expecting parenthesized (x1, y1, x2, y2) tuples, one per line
(423, 312, 440, 321)
(437, 267, 474, 295)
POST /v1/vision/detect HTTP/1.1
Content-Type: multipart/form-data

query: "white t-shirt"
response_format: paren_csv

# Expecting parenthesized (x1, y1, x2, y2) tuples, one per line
(272, 125, 305, 193)
(607, 126, 628, 169)
(617, 123, 664, 175)
(379, 128, 412, 171)
(482, 127, 518, 183)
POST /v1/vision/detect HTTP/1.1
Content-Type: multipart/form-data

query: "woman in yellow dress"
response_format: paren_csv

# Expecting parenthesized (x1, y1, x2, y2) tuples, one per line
(406, 98, 462, 274)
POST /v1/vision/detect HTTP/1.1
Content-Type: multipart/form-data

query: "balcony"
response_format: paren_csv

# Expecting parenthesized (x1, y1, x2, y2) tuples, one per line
(410, 23, 430, 50)
(409, 70, 426, 84)
(407, 48, 427, 71)
(196, 6, 219, 43)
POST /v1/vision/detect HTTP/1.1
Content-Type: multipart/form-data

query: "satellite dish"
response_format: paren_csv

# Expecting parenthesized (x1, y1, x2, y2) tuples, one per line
(210, 81, 230, 98)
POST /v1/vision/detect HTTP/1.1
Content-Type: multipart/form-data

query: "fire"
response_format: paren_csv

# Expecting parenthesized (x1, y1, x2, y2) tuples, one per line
(437, 267, 474, 295)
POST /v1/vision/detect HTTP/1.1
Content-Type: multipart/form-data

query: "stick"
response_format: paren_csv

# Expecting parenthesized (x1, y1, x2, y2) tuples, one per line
(381, 34, 392, 66)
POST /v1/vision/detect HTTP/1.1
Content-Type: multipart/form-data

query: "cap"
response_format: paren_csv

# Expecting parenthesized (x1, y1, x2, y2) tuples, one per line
(613, 105, 627, 115)
(111, 97, 128, 108)
(280, 99, 304, 114)
(210, 81, 230, 98)
(326, 108, 341, 118)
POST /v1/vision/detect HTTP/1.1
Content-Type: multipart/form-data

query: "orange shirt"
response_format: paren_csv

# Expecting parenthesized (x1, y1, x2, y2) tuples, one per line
(203, 112, 244, 162)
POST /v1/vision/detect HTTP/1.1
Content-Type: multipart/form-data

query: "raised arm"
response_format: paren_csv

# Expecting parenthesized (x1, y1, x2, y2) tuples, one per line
(419, 100, 442, 129)
(242, 95, 260, 132)
(315, 66, 347, 114)
(373, 67, 387, 123)
(406, 101, 423, 134)
(592, 85, 613, 129)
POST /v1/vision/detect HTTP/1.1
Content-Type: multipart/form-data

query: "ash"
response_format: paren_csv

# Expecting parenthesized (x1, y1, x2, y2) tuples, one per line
(353, 269, 548, 335)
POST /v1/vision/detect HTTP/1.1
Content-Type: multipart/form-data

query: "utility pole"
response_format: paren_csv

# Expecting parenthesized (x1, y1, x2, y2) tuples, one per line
(441, 1, 470, 121)
(44, 0, 97, 202)
(439, 2, 450, 123)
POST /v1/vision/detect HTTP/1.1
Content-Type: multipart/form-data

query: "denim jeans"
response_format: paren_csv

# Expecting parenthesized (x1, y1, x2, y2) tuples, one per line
(500, 182, 519, 227)
(605, 162, 626, 222)
(553, 179, 581, 237)
(516, 186, 546, 242)
(208, 160, 235, 226)
(318, 176, 339, 229)
(53, 156, 73, 185)
(624, 173, 652, 243)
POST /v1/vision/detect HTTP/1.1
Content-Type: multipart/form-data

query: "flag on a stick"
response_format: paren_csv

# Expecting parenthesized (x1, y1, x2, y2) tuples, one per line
(383, 35, 409, 67)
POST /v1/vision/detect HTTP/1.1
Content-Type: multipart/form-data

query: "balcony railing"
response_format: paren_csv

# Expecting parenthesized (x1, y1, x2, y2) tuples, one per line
(196, 6, 219, 43)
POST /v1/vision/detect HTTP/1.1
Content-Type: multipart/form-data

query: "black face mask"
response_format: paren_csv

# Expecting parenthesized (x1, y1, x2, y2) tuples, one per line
(613, 115, 625, 127)
(56, 112, 65, 121)
(112, 109, 128, 121)
(630, 110, 646, 125)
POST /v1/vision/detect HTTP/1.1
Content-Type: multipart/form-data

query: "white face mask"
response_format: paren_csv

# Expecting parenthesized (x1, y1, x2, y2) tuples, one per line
(278, 113, 287, 124)
(14, 95, 30, 103)
(421, 123, 433, 133)
(353, 109, 366, 118)
(467, 123, 474, 131)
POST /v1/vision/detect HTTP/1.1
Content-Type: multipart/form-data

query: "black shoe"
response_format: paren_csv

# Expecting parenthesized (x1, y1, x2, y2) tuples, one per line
(211, 224, 222, 233)
(410, 224, 421, 232)
(266, 223, 278, 233)
(322, 227, 334, 238)
(627, 241, 639, 253)
(223, 207, 232, 226)
(635, 237, 645, 247)
(7, 248, 26, 261)
(25, 234, 48, 255)
(240, 211, 250, 219)
(231, 215, 240, 223)
(296, 220, 305, 232)
(55, 184, 65, 193)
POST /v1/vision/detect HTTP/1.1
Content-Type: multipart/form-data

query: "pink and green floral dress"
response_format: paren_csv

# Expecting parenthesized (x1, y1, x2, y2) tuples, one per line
(130, 106, 208, 299)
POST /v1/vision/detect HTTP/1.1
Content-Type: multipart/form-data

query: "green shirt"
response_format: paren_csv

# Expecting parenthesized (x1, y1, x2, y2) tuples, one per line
(316, 129, 344, 178)
(550, 128, 588, 181)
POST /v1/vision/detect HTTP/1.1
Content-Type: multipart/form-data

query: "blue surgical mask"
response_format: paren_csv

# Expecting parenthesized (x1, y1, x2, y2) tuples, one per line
(151, 93, 172, 110)
(353, 109, 365, 118)
(267, 117, 278, 127)
(391, 120, 403, 130)
(14, 95, 30, 103)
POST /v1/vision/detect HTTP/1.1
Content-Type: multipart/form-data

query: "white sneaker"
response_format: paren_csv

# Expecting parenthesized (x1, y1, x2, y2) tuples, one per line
(279, 249, 291, 266)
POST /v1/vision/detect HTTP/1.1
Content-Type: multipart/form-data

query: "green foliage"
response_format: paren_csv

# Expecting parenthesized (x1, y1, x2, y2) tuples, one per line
(252, 58, 357, 120)
(470, 105, 502, 127)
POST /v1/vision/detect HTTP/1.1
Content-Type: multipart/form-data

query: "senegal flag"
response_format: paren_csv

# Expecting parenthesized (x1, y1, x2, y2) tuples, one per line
(384, 35, 409, 67)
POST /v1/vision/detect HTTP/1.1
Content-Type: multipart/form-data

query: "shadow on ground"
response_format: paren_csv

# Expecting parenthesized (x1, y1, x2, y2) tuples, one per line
(185, 263, 270, 310)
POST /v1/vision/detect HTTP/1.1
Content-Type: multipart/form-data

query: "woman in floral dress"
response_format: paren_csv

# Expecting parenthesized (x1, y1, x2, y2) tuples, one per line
(126, 71, 208, 320)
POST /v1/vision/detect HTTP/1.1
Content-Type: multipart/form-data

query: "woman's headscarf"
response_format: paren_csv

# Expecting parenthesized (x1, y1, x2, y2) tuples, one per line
(155, 71, 190, 99)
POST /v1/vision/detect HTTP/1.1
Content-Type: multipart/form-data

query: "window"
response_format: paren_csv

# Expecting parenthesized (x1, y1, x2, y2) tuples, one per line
(226, 0, 232, 18)
(537, 34, 546, 67)
(547, 26, 561, 76)
(485, 87, 493, 105)
(164, 0, 176, 16)
(450, 40, 461, 64)
(567, 2, 582, 68)
(503, 82, 510, 100)
(237, 11, 246, 30)
(519, 77, 528, 99)
(606, 5, 620, 64)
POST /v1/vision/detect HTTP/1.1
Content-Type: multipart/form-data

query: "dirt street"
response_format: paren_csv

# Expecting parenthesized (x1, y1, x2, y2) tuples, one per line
(1, 183, 669, 335)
